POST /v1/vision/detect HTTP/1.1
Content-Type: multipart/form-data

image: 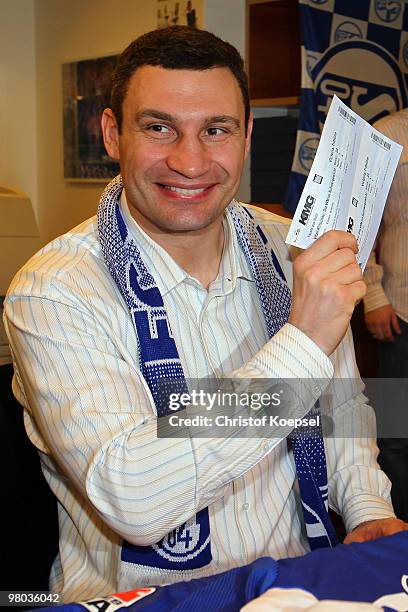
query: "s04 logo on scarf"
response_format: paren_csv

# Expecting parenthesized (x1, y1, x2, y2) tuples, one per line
(152, 515, 211, 563)
(122, 508, 212, 570)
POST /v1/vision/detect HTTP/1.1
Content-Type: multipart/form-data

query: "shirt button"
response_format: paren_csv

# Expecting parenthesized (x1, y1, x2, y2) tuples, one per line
(313, 384, 320, 395)
(242, 502, 250, 511)
(263, 443, 269, 451)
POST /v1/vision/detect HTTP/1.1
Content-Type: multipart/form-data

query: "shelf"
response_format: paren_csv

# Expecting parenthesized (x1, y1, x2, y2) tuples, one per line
(251, 203, 293, 218)
(247, 0, 301, 101)
(251, 97, 299, 107)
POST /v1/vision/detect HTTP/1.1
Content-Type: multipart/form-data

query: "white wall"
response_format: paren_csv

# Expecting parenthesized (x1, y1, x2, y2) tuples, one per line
(0, 0, 38, 216)
(204, 0, 250, 201)
(204, 0, 245, 56)
(34, 0, 208, 244)
(4, 0, 249, 244)
(34, 0, 161, 243)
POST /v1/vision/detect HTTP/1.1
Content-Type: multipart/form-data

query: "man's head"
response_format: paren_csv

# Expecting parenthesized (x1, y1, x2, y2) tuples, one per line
(102, 27, 252, 238)
(110, 26, 250, 136)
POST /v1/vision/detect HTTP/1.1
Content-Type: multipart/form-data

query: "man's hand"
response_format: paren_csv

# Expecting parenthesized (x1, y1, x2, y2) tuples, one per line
(365, 304, 401, 342)
(289, 230, 366, 356)
(344, 517, 408, 544)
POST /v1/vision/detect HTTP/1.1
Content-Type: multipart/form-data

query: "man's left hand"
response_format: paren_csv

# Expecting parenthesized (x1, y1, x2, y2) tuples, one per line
(344, 517, 408, 544)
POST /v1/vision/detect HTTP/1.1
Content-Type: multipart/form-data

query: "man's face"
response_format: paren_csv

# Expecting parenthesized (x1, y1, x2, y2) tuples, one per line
(102, 65, 252, 236)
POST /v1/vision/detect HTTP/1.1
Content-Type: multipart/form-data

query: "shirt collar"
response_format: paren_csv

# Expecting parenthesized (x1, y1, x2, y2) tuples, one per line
(224, 204, 255, 286)
(120, 190, 254, 296)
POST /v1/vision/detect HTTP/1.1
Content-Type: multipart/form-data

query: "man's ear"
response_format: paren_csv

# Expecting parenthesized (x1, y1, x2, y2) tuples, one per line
(244, 112, 253, 160)
(101, 108, 120, 160)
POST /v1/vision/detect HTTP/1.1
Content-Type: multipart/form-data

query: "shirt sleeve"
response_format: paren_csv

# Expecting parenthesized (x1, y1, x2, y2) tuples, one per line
(363, 240, 391, 313)
(4, 289, 333, 547)
(363, 113, 404, 315)
(322, 328, 395, 529)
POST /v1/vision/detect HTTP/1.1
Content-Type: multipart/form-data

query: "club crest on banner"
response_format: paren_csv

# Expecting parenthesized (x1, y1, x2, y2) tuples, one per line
(299, 137, 320, 171)
(374, 0, 402, 24)
(313, 40, 408, 127)
(334, 21, 363, 43)
(285, 1, 408, 213)
(306, 52, 321, 78)
(403, 41, 408, 67)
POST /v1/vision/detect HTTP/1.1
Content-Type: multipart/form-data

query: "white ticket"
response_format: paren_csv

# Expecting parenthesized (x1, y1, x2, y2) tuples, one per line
(285, 95, 403, 270)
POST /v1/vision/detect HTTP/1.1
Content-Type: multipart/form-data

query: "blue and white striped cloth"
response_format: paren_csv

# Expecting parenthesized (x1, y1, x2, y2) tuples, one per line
(285, 0, 408, 213)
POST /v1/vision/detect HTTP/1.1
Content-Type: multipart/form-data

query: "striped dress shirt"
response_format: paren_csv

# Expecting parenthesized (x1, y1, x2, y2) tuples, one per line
(364, 109, 408, 319)
(3, 197, 394, 602)
(0, 300, 11, 365)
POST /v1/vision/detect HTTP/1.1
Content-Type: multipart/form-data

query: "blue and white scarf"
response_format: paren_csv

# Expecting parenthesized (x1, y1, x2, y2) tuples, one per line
(97, 175, 337, 573)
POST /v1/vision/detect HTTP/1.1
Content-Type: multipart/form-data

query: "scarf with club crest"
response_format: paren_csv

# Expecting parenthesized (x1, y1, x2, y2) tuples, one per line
(97, 175, 338, 573)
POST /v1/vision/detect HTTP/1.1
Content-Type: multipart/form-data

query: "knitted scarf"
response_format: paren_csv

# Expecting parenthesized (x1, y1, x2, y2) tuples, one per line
(97, 175, 337, 573)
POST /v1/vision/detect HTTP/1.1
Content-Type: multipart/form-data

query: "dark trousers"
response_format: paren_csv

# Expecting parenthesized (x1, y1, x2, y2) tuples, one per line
(377, 316, 408, 522)
(0, 363, 58, 592)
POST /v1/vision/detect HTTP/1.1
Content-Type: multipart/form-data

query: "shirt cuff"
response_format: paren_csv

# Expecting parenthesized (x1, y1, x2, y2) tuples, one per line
(341, 493, 396, 533)
(363, 284, 390, 313)
(255, 323, 333, 376)
(253, 321, 333, 380)
(237, 322, 334, 417)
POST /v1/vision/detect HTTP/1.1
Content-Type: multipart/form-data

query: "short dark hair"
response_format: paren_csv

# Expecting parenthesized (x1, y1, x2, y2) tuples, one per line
(111, 26, 250, 134)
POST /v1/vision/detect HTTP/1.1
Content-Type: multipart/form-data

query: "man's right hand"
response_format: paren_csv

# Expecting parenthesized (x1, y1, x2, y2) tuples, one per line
(365, 304, 401, 342)
(288, 230, 366, 356)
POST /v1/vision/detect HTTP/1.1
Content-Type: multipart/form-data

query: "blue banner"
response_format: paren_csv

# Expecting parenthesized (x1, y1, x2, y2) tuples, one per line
(285, 0, 408, 213)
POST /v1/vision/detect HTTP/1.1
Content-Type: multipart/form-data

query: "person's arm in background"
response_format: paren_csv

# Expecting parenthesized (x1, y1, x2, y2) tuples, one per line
(364, 240, 401, 342)
(363, 111, 406, 343)
(320, 327, 406, 542)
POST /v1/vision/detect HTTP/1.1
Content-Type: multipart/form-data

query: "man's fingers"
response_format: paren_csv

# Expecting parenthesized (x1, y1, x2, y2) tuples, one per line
(301, 230, 358, 264)
(365, 305, 399, 341)
(330, 279, 366, 309)
(297, 259, 362, 292)
(290, 231, 363, 355)
(320, 247, 358, 274)
(344, 530, 366, 544)
(344, 517, 408, 545)
(365, 321, 377, 335)
(368, 325, 391, 342)
(330, 262, 364, 285)
(391, 311, 402, 335)
(349, 280, 367, 304)
(381, 322, 394, 342)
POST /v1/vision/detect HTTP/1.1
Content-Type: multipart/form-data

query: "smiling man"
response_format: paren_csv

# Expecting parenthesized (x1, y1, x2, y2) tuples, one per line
(102, 63, 250, 288)
(3, 27, 407, 602)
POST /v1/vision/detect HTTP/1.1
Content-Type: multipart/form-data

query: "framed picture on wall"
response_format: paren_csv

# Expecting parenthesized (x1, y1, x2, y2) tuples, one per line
(62, 54, 120, 181)
(156, 1, 198, 29)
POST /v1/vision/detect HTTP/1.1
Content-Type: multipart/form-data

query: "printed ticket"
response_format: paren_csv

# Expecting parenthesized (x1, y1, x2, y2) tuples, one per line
(285, 95, 403, 269)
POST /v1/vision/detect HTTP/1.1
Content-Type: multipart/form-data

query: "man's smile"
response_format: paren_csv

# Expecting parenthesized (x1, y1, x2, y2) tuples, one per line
(156, 183, 216, 200)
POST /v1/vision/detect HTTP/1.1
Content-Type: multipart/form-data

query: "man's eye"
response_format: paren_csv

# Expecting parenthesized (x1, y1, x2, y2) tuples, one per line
(147, 124, 172, 135)
(206, 127, 228, 137)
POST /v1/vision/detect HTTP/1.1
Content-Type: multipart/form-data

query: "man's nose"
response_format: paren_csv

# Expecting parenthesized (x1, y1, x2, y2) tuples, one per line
(166, 135, 211, 178)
